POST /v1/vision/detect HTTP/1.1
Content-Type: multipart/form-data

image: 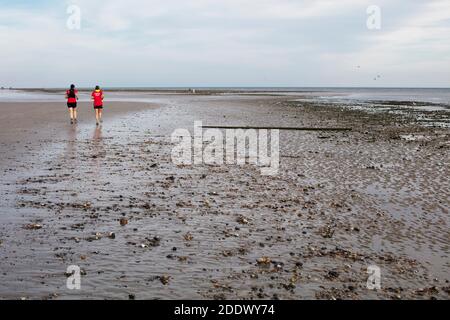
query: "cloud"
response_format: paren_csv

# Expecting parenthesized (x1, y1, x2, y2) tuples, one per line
(0, 0, 449, 87)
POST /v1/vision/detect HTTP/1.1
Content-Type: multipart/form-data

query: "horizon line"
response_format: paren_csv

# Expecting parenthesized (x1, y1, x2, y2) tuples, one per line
(6, 86, 450, 90)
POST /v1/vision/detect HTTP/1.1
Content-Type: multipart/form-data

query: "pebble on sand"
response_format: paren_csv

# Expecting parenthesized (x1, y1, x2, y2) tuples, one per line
(23, 223, 43, 230)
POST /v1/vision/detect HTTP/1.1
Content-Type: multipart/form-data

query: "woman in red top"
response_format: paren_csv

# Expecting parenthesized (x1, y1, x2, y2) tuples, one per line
(65, 84, 79, 124)
(91, 85, 104, 125)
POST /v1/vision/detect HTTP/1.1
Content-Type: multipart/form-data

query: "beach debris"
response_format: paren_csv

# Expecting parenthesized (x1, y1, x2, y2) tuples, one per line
(71, 223, 85, 230)
(159, 275, 171, 285)
(256, 257, 271, 266)
(345, 226, 360, 232)
(211, 280, 233, 292)
(325, 270, 340, 280)
(290, 273, 299, 284)
(119, 218, 128, 226)
(86, 232, 102, 242)
(86, 232, 116, 242)
(236, 216, 249, 225)
(203, 199, 211, 208)
(142, 236, 161, 248)
(414, 287, 439, 296)
(128, 294, 135, 300)
(223, 229, 240, 238)
(148, 236, 161, 246)
(183, 232, 193, 241)
(222, 250, 233, 257)
(23, 223, 43, 230)
(281, 282, 296, 291)
(176, 201, 192, 207)
(319, 225, 335, 238)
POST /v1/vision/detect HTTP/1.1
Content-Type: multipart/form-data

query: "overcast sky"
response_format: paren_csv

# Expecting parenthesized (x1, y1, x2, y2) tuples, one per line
(0, 0, 449, 87)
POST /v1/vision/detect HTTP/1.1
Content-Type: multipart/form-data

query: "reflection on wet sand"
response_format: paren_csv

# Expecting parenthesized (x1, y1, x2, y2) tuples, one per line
(63, 124, 78, 161)
(93, 125, 102, 141)
(91, 125, 104, 172)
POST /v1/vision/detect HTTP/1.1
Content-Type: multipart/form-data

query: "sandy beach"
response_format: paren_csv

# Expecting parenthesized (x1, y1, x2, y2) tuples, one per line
(0, 92, 448, 300)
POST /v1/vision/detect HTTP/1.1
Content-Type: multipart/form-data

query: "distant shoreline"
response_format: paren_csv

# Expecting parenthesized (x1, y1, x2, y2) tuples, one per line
(2, 86, 449, 93)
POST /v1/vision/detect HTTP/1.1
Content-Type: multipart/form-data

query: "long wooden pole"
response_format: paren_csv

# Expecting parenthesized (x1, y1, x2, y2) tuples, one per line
(202, 126, 352, 131)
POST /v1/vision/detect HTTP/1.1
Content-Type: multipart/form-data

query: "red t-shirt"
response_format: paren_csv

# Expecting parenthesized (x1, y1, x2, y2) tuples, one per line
(66, 89, 78, 103)
(91, 90, 104, 107)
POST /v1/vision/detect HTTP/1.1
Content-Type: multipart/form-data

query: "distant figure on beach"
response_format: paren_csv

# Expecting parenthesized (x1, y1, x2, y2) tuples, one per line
(91, 85, 104, 125)
(65, 84, 78, 124)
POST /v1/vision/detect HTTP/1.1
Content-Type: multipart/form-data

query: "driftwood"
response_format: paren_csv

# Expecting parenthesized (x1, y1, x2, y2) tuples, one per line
(202, 126, 352, 131)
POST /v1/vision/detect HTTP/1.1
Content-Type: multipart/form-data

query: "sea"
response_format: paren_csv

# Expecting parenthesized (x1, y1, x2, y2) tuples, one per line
(1, 87, 450, 105)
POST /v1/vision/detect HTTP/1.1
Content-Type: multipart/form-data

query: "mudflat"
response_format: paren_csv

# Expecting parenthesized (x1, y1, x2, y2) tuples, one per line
(0, 94, 448, 299)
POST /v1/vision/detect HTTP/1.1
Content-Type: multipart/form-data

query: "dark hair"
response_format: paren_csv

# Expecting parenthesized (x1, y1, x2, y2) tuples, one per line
(69, 84, 76, 97)
(95, 85, 100, 90)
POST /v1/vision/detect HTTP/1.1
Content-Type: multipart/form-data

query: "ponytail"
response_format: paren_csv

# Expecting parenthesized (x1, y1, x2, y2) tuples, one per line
(68, 84, 76, 98)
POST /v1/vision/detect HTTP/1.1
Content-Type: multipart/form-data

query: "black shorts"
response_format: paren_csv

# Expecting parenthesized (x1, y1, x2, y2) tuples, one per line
(94, 105, 103, 109)
(67, 102, 77, 108)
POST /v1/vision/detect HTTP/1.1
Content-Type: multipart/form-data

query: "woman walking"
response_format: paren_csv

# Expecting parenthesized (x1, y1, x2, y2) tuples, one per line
(65, 84, 78, 124)
(91, 85, 104, 125)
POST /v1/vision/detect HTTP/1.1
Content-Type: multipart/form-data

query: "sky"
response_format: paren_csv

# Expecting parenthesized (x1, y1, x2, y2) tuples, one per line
(0, 0, 449, 88)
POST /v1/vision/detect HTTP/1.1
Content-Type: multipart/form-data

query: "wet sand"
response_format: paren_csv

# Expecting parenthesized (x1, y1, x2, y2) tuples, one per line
(0, 94, 449, 300)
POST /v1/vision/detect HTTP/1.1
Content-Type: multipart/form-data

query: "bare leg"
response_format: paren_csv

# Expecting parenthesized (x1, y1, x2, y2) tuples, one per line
(69, 108, 74, 123)
(99, 109, 103, 122)
(73, 108, 77, 121)
(95, 109, 99, 124)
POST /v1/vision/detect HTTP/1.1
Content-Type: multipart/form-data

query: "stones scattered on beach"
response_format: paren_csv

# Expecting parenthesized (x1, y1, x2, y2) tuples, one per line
(85, 232, 116, 242)
(236, 216, 249, 225)
(319, 225, 335, 238)
(325, 270, 340, 280)
(23, 223, 43, 230)
(183, 232, 193, 241)
(4, 95, 449, 300)
(139, 236, 161, 249)
(256, 257, 271, 266)
(159, 275, 171, 285)
(86, 232, 103, 242)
